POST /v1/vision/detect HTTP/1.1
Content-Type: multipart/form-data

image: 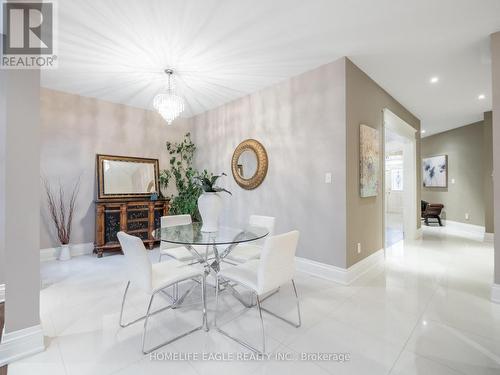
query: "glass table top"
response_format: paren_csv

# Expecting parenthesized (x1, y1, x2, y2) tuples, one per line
(153, 222, 269, 246)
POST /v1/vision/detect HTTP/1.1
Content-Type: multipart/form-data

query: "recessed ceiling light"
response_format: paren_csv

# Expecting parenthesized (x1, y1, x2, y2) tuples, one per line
(421, 129, 427, 134)
(430, 76, 439, 84)
(478, 94, 486, 100)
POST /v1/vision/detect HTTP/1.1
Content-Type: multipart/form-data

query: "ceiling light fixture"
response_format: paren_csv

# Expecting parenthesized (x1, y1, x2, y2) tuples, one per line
(430, 76, 439, 84)
(478, 94, 486, 100)
(421, 129, 427, 134)
(153, 69, 185, 124)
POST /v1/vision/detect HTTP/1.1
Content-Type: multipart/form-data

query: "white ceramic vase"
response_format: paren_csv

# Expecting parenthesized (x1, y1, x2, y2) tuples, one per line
(198, 193, 222, 232)
(58, 244, 71, 261)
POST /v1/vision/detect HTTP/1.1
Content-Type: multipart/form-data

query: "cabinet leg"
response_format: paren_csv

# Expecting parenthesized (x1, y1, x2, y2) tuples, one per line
(148, 242, 154, 250)
(97, 249, 103, 258)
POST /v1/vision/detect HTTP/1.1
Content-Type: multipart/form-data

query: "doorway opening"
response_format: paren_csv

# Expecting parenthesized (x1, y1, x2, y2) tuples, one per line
(383, 109, 417, 248)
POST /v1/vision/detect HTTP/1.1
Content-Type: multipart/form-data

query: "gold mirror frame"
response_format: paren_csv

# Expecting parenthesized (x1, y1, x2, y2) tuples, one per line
(96, 154, 160, 200)
(231, 139, 268, 190)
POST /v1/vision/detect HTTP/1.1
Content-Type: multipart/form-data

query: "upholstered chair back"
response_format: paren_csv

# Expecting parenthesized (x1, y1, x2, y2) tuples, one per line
(257, 230, 299, 295)
(117, 231, 152, 292)
(249, 215, 276, 246)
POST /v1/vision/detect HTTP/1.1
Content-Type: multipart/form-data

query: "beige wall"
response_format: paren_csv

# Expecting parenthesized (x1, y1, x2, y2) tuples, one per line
(421, 121, 485, 226)
(192, 58, 348, 267)
(345, 59, 421, 268)
(492, 31, 500, 285)
(484, 112, 494, 233)
(40, 89, 190, 249)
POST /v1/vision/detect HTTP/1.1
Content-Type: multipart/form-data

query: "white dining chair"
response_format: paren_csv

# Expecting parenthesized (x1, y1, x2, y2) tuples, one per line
(158, 214, 213, 263)
(215, 230, 301, 354)
(226, 215, 275, 263)
(117, 231, 207, 354)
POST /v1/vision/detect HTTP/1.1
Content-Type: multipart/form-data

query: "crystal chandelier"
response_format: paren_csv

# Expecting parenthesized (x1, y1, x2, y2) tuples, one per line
(153, 69, 185, 124)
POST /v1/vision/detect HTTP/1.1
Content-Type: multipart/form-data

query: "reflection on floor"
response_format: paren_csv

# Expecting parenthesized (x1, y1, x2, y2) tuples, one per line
(8, 225, 500, 375)
(385, 212, 404, 247)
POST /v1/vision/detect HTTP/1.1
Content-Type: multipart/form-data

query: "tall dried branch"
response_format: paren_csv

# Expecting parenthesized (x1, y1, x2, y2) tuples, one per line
(42, 176, 80, 245)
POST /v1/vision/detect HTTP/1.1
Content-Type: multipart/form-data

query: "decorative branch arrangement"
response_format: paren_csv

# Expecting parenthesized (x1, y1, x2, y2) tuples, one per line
(42, 176, 81, 245)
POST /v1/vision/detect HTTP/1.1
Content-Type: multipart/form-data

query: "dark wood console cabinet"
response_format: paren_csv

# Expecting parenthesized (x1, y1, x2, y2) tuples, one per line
(94, 198, 170, 257)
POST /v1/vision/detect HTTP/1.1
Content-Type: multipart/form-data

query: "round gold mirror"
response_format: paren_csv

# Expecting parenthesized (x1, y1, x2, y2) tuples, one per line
(231, 139, 268, 190)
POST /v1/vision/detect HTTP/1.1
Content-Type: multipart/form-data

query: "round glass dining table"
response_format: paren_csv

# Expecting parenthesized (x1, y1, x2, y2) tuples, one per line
(153, 222, 269, 273)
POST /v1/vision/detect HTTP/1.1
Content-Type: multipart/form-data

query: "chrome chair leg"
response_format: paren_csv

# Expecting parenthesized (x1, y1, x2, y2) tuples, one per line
(256, 294, 266, 353)
(202, 274, 208, 331)
(119, 281, 176, 328)
(259, 279, 301, 328)
(214, 277, 220, 327)
(119, 281, 132, 327)
(213, 278, 301, 354)
(141, 293, 156, 353)
(292, 279, 302, 327)
(120, 276, 206, 354)
(214, 276, 265, 355)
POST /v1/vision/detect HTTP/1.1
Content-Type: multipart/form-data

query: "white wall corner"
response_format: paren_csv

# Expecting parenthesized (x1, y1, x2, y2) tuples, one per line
(484, 232, 494, 242)
(296, 248, 384, 285)
(491, 284, 500, 304)
(0, 284, 4, 303)
(415, 227, 423, 239)
(40, 242, 94, 262)
(0, 324, 45, 366)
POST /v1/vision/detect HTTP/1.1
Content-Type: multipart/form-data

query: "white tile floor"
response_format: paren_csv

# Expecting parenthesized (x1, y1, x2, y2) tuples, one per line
(8, 225, 500, 375)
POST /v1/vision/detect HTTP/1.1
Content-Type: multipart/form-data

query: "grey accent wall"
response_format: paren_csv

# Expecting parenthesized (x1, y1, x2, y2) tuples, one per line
(191, 58, 347, 267)
(345, 59, 421, 268)
(492, 31, 500, 285)
(4, 70, 41, 333)
(483, 112, 493, 233)
(421, 121, 485, 226)
(40, 89, 191, 248)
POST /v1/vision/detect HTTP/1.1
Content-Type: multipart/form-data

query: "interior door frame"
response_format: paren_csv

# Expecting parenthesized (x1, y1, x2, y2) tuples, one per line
(382, 108, 418, 249)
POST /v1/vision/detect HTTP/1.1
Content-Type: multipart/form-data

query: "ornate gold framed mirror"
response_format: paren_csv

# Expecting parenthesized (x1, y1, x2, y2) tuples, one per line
(96, 154, 160, 200)
(231, 139, 268, 190)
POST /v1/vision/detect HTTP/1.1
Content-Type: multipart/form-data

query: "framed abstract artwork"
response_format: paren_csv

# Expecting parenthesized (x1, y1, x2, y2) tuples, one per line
(422, 155, 447, 188)
(359, 124, 379, 197)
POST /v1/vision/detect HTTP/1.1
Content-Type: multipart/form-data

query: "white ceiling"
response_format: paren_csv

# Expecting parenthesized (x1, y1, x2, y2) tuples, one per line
(42, 0, 500, 136)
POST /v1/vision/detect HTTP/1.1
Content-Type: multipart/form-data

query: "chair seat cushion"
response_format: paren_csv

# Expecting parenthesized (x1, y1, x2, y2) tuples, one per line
(219, 260, 261, 294)
(151, 261, 203, 292)
(226, 244, 262, 263)
(160, 245, 213, 261)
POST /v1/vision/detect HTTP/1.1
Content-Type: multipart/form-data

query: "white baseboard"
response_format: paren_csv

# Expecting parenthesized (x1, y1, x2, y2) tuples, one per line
(444, 220, 485, 234)
(484, 232, 494, 242)
(491, 284, 500, 304)
(296, 248, 384, 285)
(0, 284, 4, 303)
(0, 324, 44, 366)
(40, 242, 94, 262)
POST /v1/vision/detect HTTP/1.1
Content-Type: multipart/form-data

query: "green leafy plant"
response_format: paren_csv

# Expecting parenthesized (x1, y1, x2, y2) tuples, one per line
(194, 171, 232, 195)
(159, 133, 203, 221)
